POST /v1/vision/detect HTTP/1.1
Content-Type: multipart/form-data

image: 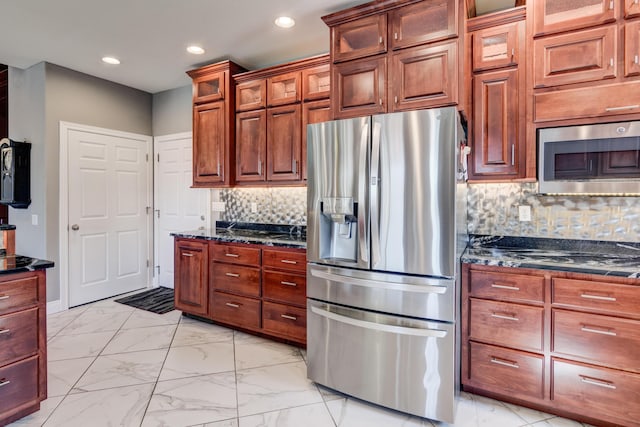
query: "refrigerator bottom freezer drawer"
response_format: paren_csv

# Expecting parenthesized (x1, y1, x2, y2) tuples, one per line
(307, 299, 456, 423)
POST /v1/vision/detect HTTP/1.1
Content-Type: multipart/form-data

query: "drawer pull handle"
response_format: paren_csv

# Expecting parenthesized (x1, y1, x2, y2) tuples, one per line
(581, 325, 617, 336)
(225, 272, 240, 278)
(281, 314, 297, 321)
(0, 329, 10, 335)
(280, 260, 297, 265)
(605, 105, 639, 112)
(0, 378, 10, 387)
(181, 253, 193, 257)
(580, 293, 616, 302)
(580, 376, 616, 390)
(491, 312, 519, 321)
(0, 295, 9, 300)
(225, 253, 240, 258)
(490, 357, 519, 369)
(225, 302, 240, 308)
(280, 281, 297, 287)
(491, 283, 520, 291)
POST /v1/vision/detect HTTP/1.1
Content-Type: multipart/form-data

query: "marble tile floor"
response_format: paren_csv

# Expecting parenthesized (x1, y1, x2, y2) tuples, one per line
(9, 295, 596, 427)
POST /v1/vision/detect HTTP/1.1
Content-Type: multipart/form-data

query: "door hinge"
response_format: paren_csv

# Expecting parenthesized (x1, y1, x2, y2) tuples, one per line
(157, 153, 160, 162)
(146, 154, 149, 162)
(146, 260, 150, 267)
(156, 265, 160, 275)
(146, 206, 151, 214)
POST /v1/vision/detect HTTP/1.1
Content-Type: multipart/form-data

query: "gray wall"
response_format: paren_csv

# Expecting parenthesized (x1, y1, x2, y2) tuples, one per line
(9, 62, 152, 303)
(152, 85, 191, 136)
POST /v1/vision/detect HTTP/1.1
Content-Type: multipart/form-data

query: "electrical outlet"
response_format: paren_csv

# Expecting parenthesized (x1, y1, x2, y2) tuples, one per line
(251, 202, 258, 213)
(518, 205, 532, 222)
(212, 202, 226, 212)
(31, 214, 38, 226)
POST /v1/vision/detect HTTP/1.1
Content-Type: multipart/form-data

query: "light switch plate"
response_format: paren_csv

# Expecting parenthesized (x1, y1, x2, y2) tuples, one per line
(518, 205, 531, 222)
(212, 202, 226, 212)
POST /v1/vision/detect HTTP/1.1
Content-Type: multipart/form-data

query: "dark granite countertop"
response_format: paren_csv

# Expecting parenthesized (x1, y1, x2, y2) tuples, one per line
(171, 221, 306, 249)
(0, 254, 54, 274)
(462, 235, 640, 279)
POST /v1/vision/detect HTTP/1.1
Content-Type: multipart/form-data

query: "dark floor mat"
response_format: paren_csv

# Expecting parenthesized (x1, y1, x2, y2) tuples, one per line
(114, 287, 174, 314)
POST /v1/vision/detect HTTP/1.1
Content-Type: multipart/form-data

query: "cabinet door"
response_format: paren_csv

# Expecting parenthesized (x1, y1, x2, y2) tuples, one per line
(625, 20, 640, 76)
(532, 0, 616, 36)
(236, 79, 266, 112)
(302, 100, 331, 181)
(533, 25, 617, 88)
(302, 64, 330, 101)
(267, 104, 301, 181)
(471, 68, 523, 178)
(331, 14, 387, 63)
(472, 21, 521, 72)
(391, 41, 458, 112)
(332, 55, 387, 119)
(236, 110, 267, 182)
(192, 70, 225, 104)
(193, 101, 226, 187)
(627, 0, 640, 18)
(389, 0, 458, 50)
(174, 239, 209, 316)
(267, 71, 301, 106)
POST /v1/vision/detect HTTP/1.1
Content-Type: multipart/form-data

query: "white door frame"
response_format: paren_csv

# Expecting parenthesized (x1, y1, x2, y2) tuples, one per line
(59, 121, 153, 311)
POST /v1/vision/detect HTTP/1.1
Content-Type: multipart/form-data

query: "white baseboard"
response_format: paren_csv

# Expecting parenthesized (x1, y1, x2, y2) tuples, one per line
(47, 300, 63, 314)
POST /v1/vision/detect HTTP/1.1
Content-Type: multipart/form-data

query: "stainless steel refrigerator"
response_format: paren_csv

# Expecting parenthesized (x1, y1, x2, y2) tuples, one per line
(306, 107, 467, 423)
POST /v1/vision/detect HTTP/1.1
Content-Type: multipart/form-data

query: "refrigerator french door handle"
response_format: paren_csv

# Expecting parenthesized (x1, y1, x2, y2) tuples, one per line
(310, 268, 448, 294)
(370, 121, 382, 267)
(358, 122, 369, 264)
(310, 305, 448, 338)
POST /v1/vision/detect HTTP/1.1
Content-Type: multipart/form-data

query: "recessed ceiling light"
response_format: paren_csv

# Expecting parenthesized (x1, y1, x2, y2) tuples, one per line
(187, 45, 205, 55)
(101, 56, 120, 65)
(275, 16, 295, 28)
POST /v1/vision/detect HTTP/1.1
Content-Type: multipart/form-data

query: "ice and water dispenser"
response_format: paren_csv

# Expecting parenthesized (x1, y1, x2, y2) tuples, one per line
(318, 197, 358, 262)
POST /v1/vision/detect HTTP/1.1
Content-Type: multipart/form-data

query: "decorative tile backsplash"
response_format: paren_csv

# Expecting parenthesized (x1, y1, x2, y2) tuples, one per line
(468, 183, 640, 242)
(217, 187, 307, 225)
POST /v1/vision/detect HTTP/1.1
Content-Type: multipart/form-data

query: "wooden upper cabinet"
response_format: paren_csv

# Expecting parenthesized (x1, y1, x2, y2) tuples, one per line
(192, 70, 225, 104)
(627, 0, 640, 18)
(302, 64, 331, 101)
(473, 21, 521, 72)
(532, 0, 617, 37)
(267, 71, 301, 106)
(533, 25, 617, 88)
(193, 102, 226, 186)
(302, 99, 331, 181)
(236, 79, 266, 111)
(389, 0, 458, 50)
(332, 14, 387, 63)
(332, 55, 387, 119)
(267, 104, 301, 181)
(625, 20, 640, 76)
(391, 41, 458, 111)
(236, 109, 267, 182)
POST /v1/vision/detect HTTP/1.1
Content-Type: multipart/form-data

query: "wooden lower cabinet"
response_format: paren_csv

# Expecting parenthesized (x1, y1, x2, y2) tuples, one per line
(174, 239, 209, 317)
(463, 263, 640, 427)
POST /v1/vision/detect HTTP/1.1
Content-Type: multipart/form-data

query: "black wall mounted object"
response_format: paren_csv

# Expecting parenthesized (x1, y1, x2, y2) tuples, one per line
(0, 138, 31, 208)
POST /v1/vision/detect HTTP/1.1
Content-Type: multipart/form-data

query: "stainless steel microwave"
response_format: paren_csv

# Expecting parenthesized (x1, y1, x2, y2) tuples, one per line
(538, 121, 640, 195)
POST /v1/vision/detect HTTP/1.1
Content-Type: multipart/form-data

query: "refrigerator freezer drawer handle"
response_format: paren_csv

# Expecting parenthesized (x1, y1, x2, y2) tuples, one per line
(311, 269, 448, 294)
(311, 305, 448, 338)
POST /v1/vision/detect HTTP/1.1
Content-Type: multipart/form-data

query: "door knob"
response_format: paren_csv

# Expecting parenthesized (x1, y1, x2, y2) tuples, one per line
(71, 224, 79, 231)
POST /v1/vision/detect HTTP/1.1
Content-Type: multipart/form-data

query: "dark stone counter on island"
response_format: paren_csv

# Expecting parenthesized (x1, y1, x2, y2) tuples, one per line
(462, 235, 640, 278)
(0, 254, 54, 274)
(171, 221, 306, 249)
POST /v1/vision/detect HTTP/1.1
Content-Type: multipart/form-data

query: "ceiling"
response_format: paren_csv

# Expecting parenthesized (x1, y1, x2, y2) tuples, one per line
(0, 0, 514, 94)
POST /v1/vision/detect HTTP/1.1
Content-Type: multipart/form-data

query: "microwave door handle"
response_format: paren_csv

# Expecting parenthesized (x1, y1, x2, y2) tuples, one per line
(358, 122, 369, 264)
(370, 121, 382, 267)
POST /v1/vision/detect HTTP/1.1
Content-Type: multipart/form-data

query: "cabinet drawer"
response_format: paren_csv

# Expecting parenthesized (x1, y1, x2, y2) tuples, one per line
(469, 269, 544, 303)
(552, 277, 640, 318)
(211, 263, 260, 297)
(552, 309, 640, 372)
(534, 80, 640, 122)
(0, 308, 38, 366)
(0, 355, 39, 416)
(469, 298, 544, 352)
(533, 25, 617, 88)
(467, 341, 544, 400)
(0, 276, 38, 315)
(262, 270, 306, 307)
(210, 243, 261, 267)
(262, 301, 306, 344)
(262, 248, 306, 273)
(210, 291, 261, 330)
(552, 359, 640, 426)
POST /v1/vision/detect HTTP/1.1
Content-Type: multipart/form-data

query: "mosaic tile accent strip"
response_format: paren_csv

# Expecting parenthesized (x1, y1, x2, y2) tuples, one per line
(468, 183, 640, 242)
(217, 187, 307, 225)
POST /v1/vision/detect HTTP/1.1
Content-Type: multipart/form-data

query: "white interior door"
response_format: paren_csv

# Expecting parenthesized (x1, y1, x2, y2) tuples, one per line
(154, 133, 209, 288)
(67, 127, 151, 307)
